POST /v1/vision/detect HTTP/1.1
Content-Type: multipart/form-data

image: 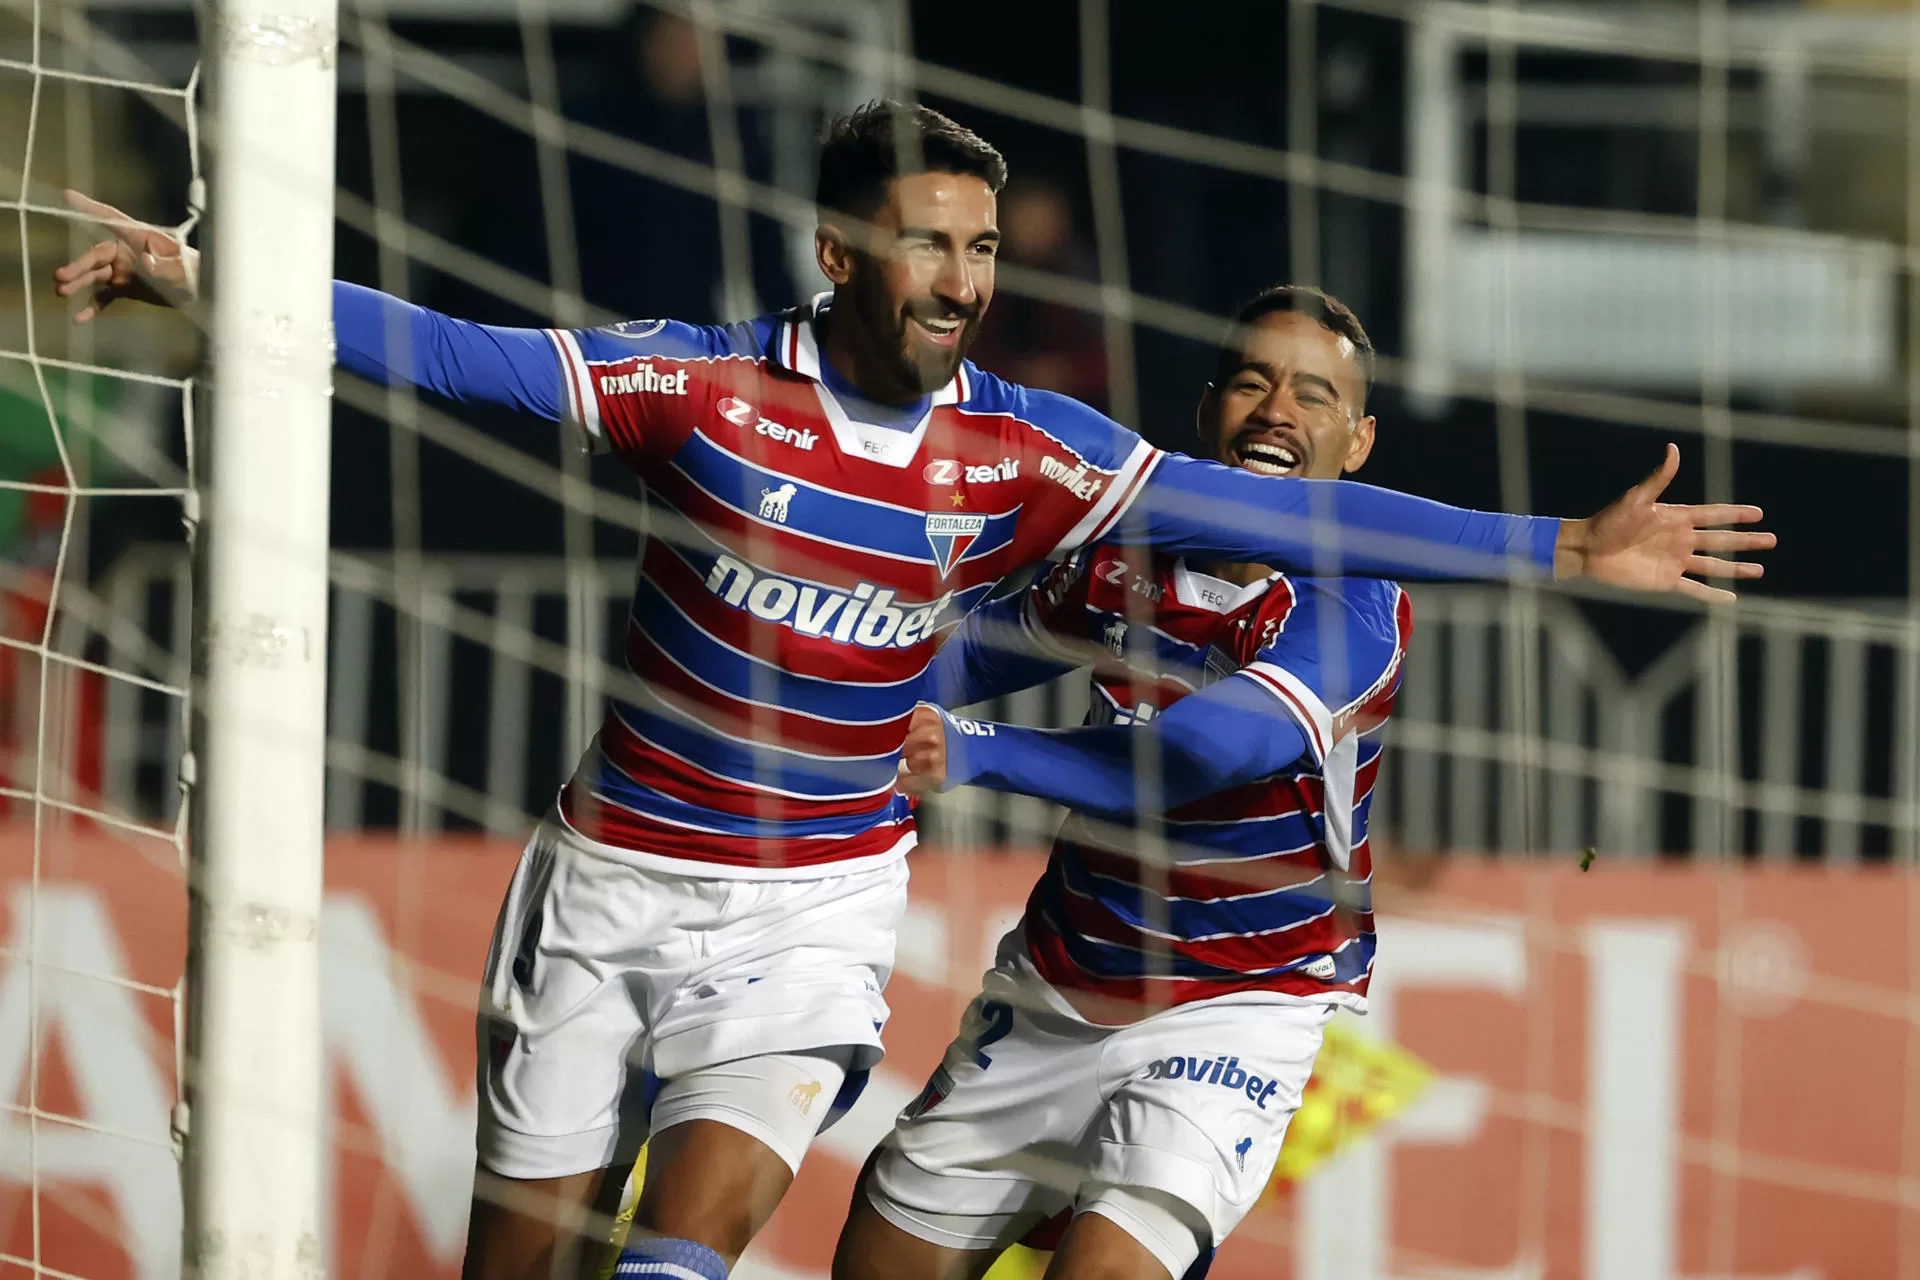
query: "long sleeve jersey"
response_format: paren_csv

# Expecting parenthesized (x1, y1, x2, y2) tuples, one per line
(929, 549, 1409, 1012)
(337, 282, 1500, 875)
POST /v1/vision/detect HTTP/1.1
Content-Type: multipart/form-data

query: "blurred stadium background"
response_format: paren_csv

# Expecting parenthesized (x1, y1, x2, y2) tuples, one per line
(1, 0, 1916, 1276)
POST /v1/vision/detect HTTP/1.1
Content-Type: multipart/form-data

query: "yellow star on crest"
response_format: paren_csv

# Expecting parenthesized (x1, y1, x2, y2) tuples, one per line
(950, 491, 967, 507)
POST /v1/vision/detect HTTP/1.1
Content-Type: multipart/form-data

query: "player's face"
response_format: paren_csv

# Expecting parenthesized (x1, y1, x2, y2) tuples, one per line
(820, 171, 999, 399)
(1197, 311, 1376, 481)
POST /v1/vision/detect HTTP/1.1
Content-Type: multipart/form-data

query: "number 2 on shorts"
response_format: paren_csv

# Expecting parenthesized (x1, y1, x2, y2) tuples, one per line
(970, 999, 1013, 1068)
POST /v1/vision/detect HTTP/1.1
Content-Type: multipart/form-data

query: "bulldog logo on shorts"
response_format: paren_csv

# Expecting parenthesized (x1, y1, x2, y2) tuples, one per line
(789, 1080, 822, 1114)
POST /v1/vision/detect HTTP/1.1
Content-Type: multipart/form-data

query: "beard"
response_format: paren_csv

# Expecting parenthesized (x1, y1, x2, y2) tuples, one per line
(846, 268, 981, 397)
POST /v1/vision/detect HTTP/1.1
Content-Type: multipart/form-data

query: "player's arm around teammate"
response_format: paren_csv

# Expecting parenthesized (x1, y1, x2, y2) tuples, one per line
(838, 290, 1406, 1280)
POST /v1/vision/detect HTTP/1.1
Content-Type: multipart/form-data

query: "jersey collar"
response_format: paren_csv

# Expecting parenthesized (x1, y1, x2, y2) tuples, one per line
(1171, 559, 1282, 614)
(772, 293, 972, 469)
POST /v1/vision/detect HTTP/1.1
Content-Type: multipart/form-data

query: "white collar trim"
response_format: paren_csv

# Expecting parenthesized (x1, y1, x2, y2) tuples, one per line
(1171, 559, 1279, 613)
(777, 295, 969, 470)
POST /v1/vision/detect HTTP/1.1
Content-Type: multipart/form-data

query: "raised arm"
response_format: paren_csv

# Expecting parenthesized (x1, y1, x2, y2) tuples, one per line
(332, 283, 565, 419)
(1023, 387, 1771, 601)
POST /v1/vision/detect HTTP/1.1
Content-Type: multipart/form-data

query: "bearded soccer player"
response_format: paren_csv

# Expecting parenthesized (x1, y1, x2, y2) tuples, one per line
(58, 106, 1766, 1280)
(841, 287, 1459, 1280)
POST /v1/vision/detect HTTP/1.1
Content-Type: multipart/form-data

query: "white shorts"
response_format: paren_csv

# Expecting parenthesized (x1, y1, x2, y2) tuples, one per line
(477, 814, 906, 1180)
(869, 937, 1329, 1276)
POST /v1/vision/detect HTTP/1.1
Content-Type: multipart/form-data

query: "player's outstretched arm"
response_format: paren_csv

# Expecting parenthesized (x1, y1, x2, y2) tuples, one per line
(896, 682, 1310, 821)
(926, 591, 1077, 709)
(52, 188, 566, 421)
(1133, 447, 1770, 597)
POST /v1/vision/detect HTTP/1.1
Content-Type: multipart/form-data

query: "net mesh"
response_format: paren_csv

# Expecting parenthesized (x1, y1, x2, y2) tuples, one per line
(6, 0, 1920, 1277)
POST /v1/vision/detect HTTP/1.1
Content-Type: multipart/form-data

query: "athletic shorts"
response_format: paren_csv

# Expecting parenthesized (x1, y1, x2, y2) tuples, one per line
(869, 934, 1329, 1268)
(476, 813, 906, 1180)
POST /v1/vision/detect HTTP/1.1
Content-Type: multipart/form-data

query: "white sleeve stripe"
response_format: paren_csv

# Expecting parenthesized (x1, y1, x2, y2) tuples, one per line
(547, 328, 603, 438)
(1237, 660, 1358, 873)
(1237, 662, 1331, 761)
(1050, 437, 1161, 559)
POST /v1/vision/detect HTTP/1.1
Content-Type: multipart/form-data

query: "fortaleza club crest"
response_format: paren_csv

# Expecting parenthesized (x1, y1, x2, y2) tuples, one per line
(924, 512, 987, 578)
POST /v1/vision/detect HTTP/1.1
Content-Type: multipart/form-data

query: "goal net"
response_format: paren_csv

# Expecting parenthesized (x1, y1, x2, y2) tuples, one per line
(4, 0, 1917, 1278)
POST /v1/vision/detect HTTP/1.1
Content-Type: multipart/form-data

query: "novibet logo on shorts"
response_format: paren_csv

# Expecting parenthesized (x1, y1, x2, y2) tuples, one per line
(1142, 1054, 1283, 1108)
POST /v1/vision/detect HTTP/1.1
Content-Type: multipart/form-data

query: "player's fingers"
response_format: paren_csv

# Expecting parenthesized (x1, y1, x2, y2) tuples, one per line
(52, 242, 120, 289)
(1675, 576, 1736, 605)
(1685, 554, 1764, 580)
(73, 289, 116, 324)
(1692, 529, 1775, 553)
(1678, 503, 1765, 528)
(1630, 443, 1680, 503)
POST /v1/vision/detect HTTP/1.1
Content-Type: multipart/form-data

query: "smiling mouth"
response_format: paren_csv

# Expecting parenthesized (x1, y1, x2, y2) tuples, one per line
(1236, 439, 1301, 476)
(908, 312, 966, 346)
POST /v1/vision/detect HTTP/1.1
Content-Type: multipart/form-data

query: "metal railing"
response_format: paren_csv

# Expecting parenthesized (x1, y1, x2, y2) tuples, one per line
(89, 547, 1920, 859)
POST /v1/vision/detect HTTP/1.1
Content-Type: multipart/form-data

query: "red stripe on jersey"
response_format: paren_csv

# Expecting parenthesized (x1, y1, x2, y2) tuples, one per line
(1025, 918, 1371, 1010)
(1072, 842, 1326, 904)
(623, 624, 914, 757)
(561, 783, 908, 869)
(596, 711, 899, 821)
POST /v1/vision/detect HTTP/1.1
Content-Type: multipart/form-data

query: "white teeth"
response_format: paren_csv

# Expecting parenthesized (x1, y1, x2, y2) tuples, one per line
(918, 316, 960, 334)
(1238, 441, 1299, 472)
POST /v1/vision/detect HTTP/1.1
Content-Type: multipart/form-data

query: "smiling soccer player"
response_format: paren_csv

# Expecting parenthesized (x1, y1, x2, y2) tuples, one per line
(59, 103, 1767, 1280)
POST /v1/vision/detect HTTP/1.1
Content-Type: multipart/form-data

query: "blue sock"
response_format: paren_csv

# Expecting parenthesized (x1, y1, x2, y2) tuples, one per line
(613, 1237, 728, 1280)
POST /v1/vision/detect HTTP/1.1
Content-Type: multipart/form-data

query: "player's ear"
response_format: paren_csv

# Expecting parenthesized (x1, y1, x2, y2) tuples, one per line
(816, 223, 855, 286)
(1342, 414, 1377, 474)
(1195, 383, 1219, 445)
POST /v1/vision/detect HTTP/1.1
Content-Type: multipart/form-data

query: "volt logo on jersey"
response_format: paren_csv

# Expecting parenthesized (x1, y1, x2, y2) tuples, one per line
(924, 513, 987, 578)
(1142, 1053, 1283, 1109)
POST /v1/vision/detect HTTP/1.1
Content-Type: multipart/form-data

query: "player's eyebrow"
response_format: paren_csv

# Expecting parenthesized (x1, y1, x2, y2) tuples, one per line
(1226, 360, 1280, 383)
(1293, 372, 1342, 403)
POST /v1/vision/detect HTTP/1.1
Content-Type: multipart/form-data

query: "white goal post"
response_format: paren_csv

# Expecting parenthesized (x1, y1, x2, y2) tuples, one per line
(181, 0, 338, 1274)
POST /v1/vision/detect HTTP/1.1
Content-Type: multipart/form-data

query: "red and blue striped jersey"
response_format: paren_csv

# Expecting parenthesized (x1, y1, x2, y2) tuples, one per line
(545, 301, 1160, 875)
(331, 283, 1539, 880)
(1009, 549, 1411, 1013)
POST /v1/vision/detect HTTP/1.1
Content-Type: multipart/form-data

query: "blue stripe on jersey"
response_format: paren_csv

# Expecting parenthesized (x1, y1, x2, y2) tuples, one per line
(610, 692, 902, 799)
(632, 577, 927, 724)
(671, 430, 1020, 566)
(1157, 811, 1324, 858)
(1058, 848, 1348, 938)
(590, 752, 911, 838)
(1039, 873, 1376, 981)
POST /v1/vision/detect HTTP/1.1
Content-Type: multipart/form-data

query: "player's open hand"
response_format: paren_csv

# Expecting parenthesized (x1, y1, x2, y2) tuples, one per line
(1553, 444, 1773, 604)
(53, 189, 199, 323)
(897, 703, 949, 795)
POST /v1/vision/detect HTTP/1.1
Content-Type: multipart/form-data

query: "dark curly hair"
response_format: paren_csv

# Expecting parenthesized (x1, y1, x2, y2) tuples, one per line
(816, 100, 1008, 221)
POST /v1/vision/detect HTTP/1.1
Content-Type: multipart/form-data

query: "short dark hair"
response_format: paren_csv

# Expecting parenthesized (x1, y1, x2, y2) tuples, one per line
(1213, 284, 1375, 407)
(816, 100, 1008, 221)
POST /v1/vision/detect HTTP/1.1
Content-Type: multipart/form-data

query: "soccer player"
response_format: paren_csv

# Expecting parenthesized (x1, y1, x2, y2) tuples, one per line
(56, 106, 1766, 1280)
(836, 286, 1452, 1280)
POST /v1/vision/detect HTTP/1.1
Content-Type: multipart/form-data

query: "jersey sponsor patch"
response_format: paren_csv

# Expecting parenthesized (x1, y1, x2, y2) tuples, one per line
(1142, 1052, 1284, 1109)
(703, 554, 953, 649)
(1039, 453, 1103, 501)
(598, 363, 688, 397)
(924, 512, 986, 578)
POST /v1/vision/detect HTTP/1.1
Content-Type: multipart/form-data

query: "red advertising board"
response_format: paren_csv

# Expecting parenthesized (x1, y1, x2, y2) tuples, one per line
(0, 828, 1909, 1279)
